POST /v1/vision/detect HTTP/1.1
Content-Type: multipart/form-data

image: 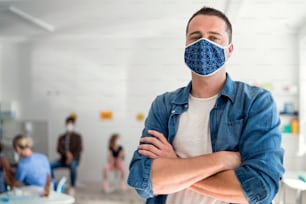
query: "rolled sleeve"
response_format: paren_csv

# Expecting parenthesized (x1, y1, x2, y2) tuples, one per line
(235, 91, 284, 203)
(127, 95, 170, 199)
(128, 150, 154, 198)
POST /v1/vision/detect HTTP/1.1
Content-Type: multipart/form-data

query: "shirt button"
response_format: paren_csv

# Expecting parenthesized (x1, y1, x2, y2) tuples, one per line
(185, 104, 188, 108)
(171, 110, 175, 113)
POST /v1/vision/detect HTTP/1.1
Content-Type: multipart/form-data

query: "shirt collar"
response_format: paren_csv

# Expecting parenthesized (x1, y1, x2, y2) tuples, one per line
(173, 73, 235, 105)
(172, 81, 192, 105)
(220, 73, 235, 103)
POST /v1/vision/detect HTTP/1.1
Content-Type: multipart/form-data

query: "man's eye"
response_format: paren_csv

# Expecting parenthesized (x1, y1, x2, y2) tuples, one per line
(191, 36, 199, 40)
(209, 36, 219, 42)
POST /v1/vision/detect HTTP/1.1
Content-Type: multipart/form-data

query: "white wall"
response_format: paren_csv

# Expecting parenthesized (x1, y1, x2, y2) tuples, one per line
(298, 25, 306, 158)
(0, 34, 190, 182)
(229, 18, 299, 113)
(0, 43, 2, 101)
(0, 42, 32, 118)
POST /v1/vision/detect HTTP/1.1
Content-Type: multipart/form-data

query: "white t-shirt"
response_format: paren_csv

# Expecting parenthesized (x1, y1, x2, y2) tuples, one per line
(166, 94, 227, 204)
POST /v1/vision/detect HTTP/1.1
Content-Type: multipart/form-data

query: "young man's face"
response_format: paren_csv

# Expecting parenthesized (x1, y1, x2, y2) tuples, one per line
(186, 14, 233, 59)
(186, 14, 230, 46)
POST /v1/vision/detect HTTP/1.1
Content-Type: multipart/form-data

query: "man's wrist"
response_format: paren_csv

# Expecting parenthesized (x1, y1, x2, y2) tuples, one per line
(211, 152, 228, 171)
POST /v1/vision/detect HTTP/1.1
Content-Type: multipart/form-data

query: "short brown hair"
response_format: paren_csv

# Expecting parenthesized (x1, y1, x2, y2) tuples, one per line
(186, 7, 232, 43)
(66, 116, 76, 124)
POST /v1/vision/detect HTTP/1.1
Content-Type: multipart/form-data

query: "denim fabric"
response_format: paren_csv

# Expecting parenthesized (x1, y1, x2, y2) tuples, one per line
(0, 170, 5, 193)
(127, 74, 284, 204)
(51, 159, 79, 187)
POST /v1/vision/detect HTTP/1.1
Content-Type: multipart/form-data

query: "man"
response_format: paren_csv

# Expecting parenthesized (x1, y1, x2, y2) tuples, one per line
(128, 7, 284, 204)
(51, 116, 83, 195)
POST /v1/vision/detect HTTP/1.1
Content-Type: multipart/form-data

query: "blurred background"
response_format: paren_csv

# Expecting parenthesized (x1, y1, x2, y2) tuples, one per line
(0, 0, 306, 203)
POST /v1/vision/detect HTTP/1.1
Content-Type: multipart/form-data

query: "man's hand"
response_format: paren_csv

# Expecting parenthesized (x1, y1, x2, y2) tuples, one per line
(138, 130, 177, 159)
(65, 151, 73, 165)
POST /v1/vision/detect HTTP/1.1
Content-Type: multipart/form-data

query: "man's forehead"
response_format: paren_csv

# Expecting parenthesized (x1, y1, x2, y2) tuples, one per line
(187, 14, 227, 35)
(188, 15, 227, 31)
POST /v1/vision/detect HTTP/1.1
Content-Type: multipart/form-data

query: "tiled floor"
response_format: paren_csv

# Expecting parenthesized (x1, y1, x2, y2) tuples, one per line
(73, 182, 144, 204)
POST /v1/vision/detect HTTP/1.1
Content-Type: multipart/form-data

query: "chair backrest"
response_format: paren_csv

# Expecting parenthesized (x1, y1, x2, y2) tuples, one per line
(56, 176, 67, 193)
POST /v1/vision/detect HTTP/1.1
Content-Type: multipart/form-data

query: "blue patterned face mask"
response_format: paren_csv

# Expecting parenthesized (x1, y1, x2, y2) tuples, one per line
(184, 38, 229, 77)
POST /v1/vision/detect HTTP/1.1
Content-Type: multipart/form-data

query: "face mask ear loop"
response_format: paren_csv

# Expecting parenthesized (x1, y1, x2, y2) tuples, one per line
(224, 42, 232, 49)
(223, 42, 233, 61)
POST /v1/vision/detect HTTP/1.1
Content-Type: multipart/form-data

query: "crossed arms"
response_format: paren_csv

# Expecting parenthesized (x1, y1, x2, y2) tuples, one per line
(138, 130, 247, 203)
(128, 91, 284, 203)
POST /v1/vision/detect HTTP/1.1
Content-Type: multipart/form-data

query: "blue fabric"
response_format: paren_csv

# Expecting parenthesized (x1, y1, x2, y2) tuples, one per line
(0, 170, 5, 193)
(15, 153, 51, 187)
(127, 74, 284, 204)
(51, 159, 79, 187)
(0, 154, 6, 193)
(184, 38, 226, 76)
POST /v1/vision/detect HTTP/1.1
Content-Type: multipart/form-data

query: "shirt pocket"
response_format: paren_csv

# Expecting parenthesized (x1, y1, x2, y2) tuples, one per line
(216, 119, 244, 151)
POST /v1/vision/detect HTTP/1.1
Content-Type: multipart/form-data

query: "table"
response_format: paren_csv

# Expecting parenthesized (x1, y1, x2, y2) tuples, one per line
(282, 171, 306, 204)
(0, 186, 75, 204)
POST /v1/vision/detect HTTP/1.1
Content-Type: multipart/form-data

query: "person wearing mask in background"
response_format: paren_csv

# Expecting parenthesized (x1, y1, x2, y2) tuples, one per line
(128, 6, 284, 204)
(12, 135, 51, 187)
(102, 133, 126, 193)
(51, 116, 83, 196)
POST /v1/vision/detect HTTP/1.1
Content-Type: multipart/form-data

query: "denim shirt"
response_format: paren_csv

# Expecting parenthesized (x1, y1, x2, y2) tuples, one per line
(128, 74, 284, 204)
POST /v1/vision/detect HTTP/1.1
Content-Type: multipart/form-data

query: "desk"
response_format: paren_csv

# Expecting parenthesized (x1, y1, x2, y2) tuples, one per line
(283, 171, 306, 204)
(0, 186, 75, 204)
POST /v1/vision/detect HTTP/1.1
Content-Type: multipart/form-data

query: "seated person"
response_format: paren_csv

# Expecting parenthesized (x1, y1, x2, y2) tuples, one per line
(103, 133, 126, 192)
(0, 143, 14, 192)
(13, 135, 51, 187)
(51, 116, 82, 195)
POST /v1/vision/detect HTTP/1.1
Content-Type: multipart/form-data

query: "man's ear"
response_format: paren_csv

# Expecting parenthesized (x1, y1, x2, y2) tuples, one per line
(226, 43, 234, 59)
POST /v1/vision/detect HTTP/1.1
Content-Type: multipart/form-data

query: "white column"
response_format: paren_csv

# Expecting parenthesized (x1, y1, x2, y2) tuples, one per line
(0, 43, 2, 101)
(298, 27, 306, 156)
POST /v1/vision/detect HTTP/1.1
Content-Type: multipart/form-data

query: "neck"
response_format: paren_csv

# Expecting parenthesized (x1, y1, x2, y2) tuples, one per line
(22, 149, 33, 157)
(191, 71, 226, 98)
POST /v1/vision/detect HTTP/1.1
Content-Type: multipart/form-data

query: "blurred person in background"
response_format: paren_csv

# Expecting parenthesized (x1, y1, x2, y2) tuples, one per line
(13, 135, 51, 187)
(103, 133, 126, 193)
(0, 143, 15, 192)
(51, 116, 83, 196)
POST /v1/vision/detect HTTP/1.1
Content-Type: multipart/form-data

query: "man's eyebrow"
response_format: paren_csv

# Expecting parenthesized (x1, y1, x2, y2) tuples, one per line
(188, 31, 202, 36)
(207, 31, 222, 36)
(188, 31, 223, 37)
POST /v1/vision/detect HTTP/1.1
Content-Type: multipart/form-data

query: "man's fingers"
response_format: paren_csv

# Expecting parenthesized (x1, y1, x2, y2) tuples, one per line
(138, 149, 158, 159)
(140, 137, 164, 149)
(148, 130, 168, 144)
(138, 130, 176, 159)
(138, 144, 161, 155)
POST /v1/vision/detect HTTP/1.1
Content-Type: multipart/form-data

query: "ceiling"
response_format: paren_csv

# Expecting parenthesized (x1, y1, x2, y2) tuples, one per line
(0, 0, 305, 41)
